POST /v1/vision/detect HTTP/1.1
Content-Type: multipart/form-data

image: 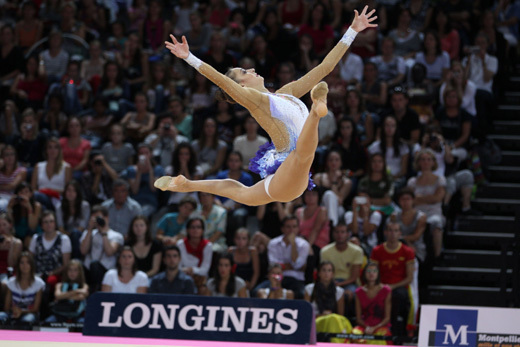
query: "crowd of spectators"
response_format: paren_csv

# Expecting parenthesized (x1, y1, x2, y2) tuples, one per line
(0, 0, 518, 342)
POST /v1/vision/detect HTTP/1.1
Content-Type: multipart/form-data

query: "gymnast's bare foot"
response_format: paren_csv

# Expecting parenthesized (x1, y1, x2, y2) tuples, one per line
(154, 175, 189, 192)
(310, 81, 328, 118)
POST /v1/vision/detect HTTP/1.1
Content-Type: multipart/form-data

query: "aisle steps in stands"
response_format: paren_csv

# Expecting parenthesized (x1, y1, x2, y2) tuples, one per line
(477, 182, 520, 198)
(427, 285, 512, 307)
(495, 105, 520, 120)
(425, 72, 520, 308)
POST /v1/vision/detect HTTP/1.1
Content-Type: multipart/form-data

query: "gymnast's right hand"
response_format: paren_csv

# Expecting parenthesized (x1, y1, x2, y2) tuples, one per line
(165, 35, 189, 59)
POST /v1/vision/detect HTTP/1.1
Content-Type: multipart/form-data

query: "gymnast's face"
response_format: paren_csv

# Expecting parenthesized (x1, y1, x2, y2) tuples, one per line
(232, 68, 264, 89)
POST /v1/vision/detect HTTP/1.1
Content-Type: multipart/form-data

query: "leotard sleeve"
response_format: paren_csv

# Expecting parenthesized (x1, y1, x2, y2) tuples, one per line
(184, 53, 265, 112)
(277, 28, 358, 99)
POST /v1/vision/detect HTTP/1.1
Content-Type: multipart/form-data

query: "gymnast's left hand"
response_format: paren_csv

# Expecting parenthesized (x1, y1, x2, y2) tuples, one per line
(350, 5, 378, 32)
(165, 35, 190, 59)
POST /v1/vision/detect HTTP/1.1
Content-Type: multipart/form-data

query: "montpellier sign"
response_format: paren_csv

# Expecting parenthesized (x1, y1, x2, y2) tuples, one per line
(83, 293, 315, 344)
(418, 305, 520, 347)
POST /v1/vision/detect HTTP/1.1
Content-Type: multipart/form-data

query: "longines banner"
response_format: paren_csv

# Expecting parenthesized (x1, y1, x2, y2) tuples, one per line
(83, 293, 315, 344)
(418, 305, 520, 347)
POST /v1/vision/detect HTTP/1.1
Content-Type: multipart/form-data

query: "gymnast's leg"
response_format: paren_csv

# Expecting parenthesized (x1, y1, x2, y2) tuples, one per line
(157, 175, 274, 206)
(155, 82, 329, 204)
(266, 81, 329, 202)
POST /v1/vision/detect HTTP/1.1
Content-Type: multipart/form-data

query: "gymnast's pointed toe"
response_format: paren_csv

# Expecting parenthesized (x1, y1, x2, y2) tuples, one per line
(154, 176, 172, 190)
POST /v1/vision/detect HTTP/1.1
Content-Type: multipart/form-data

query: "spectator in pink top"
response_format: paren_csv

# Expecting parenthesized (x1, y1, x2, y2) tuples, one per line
(353, 262, 392, 343)
(59, 117, 91, 180)
(295, 189, 330, 268)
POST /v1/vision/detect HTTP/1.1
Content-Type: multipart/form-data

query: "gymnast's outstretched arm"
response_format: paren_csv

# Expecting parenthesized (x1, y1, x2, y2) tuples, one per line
(165, 35, 267, 113)
(277, 6, 378, 99)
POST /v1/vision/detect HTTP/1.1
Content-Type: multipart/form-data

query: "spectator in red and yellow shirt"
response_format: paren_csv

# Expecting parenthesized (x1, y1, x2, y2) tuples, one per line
(370, 221, 414, 337)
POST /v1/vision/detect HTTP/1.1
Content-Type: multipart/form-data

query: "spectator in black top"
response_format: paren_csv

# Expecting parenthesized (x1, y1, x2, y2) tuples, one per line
(330, 117, 367, 183)
(12, 109, 47, 171)
(203, 31, 237, 74)
(0, 25, 24, 98)
(434, 86, 471, 149)
(125, 215, 162, 278)
(382, 86, 421, 145)
(149, 245, 196, 294)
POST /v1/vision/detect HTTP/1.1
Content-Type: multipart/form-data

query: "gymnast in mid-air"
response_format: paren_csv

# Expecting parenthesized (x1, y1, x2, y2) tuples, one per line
(155, 6, 378, 206)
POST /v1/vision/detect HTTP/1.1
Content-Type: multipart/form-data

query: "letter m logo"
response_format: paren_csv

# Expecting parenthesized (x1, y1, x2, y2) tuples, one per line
(433, 309, 478, 347)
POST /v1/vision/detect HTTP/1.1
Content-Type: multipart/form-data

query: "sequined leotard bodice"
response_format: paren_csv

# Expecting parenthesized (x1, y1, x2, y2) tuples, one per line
(266, 93, 309, 153)
(249, 92, 315, 190)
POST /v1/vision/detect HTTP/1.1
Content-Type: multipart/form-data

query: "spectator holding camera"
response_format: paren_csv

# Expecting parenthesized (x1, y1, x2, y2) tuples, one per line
(418, 131, 477, 216)
(345, 191, 381, 252)
(80, 152, 119, 206)
(13, 109, 46, 170)
(121, 143, 164, 217)
(80, 205, 124, 292)
(145, 114, 188, 169)
(439, 61, 477, 118)
(462, 33, 498, 130)
(257, 263, 295, 299)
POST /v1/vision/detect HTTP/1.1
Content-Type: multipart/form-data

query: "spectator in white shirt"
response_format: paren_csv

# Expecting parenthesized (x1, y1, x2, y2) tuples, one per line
(339, 51, 364, 85)
(232, 115, 268, 171)
(102, 246, 148, 293)
(80, 205, 124, 292)
(264, 215, 310, 299)
(463, 33, 498, 94)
